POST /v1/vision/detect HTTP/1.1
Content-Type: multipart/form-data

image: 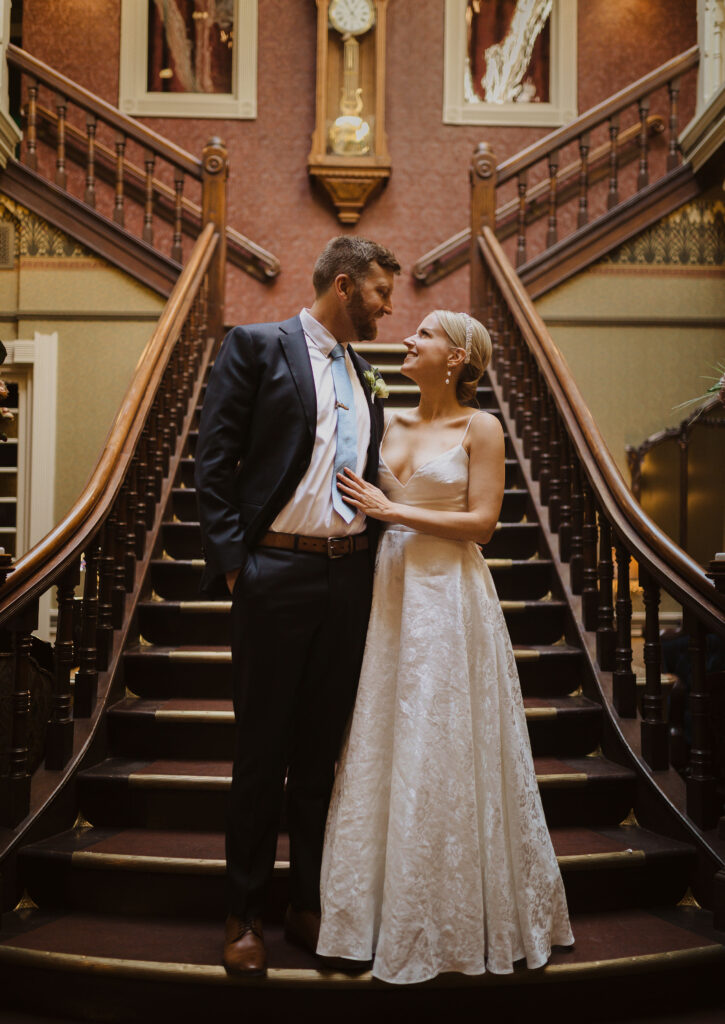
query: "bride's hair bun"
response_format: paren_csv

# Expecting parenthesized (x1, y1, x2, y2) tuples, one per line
(434, 310, 492, 404)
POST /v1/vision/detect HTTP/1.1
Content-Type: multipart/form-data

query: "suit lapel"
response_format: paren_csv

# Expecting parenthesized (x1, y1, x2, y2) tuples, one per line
(279, 316, 316, 439)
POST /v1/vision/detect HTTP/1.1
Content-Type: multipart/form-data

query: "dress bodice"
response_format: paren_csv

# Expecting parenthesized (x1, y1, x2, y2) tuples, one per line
(378, 443, 469, 513)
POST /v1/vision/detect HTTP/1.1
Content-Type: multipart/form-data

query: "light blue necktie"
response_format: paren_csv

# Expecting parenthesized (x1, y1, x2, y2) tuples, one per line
(329, 344, 358, 524)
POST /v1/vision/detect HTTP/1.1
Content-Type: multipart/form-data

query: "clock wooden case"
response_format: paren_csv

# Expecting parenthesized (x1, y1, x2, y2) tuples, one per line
(308, 0, 391, 225)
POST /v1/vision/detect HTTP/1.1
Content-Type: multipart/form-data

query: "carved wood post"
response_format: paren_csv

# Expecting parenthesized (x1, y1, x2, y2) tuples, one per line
(683, 608, 719, 828)
(1, 600, 38, 826)
(613, 543, 637, 717)
(581, 481, 599, 631)
(639, 567, 669, 770)
(74, 536, 100, 718)
(201, 137, 228, 347)
(470, 143, 496, 326)
(46, 561, 79, 770)
(596, 512, 616, 670)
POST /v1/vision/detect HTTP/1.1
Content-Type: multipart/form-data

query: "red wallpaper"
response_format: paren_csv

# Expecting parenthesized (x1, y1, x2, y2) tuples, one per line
(21, 0, 697, 341)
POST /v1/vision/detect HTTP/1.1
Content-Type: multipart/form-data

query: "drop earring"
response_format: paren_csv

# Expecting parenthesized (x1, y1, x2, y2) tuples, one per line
(445, 367, 451, 386)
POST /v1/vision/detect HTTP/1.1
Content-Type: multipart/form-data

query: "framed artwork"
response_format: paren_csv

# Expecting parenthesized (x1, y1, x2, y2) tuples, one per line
(119, 0, 257, 119)
(443, 0, 577, 126)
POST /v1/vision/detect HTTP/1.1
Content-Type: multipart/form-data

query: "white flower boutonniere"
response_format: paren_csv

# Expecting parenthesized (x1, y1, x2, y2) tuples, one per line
(363, 367, 390, 403)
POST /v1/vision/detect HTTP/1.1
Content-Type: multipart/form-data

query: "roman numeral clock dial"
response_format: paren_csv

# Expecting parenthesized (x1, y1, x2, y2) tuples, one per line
(308, 0, 391, 225)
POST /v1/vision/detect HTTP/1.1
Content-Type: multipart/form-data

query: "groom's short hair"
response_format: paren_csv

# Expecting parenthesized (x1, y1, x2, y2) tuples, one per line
(312, 236, 401, 296)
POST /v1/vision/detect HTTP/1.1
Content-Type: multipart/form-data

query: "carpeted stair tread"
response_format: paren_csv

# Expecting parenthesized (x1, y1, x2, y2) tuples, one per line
(1, 907, 721, 974)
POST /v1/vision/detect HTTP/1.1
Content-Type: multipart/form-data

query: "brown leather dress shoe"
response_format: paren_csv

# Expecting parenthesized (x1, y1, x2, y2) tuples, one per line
(284, 906, 321, 955)
(223, 915, 267, 976)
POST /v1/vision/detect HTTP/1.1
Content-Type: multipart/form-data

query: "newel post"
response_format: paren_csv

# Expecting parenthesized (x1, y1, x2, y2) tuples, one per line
(470, 143, 496, 326)
(201, 137, 228, 346)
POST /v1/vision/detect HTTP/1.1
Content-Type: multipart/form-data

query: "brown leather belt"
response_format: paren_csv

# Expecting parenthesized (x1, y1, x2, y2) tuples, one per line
(258, 530, 368, 559)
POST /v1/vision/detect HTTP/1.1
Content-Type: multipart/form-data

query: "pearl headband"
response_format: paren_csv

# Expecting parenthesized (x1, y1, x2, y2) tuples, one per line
(458, 312, 474, 364)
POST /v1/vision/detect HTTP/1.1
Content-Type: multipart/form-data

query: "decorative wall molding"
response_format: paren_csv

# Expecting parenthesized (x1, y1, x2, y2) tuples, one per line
(0, 195, 90, 259)
(119, 0, 257, 119)
(600, 198, 725, 268)
(443, 0, 577, 127)
(3, 333, 58, 641)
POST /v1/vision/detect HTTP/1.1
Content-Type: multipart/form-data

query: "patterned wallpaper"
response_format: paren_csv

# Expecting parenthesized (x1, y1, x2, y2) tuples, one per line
(601, 197, 725, 268)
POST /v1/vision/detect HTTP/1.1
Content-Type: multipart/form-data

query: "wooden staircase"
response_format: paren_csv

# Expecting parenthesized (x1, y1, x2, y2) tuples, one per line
(1, 352, 723, 1023)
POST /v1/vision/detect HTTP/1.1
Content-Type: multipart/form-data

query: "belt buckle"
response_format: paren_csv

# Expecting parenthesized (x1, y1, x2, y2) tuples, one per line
(327, 536, 351, 559)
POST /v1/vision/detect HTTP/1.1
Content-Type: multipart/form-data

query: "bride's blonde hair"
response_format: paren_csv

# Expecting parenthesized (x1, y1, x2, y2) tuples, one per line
(434, 310, 492, 404)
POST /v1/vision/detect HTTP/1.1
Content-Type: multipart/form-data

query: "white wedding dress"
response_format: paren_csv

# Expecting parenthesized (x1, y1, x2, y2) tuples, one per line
(317, 414, 574, 984)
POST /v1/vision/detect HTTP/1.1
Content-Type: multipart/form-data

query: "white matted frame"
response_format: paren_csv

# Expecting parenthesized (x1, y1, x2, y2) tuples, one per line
(443, 0, 577, 127)
(119, 0, 257, 119)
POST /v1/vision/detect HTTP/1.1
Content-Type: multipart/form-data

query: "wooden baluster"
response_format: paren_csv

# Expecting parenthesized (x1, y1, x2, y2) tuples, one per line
(529, 368, 543, 479)
(74, 536, 100, 718)
(55, 96, 68, 189)
(569, 462, 584, 594)
(508, 330, 523, 420)
(143, 150, 156, 246)
(639, 567, 668, 769)
(613, 543, 637, 717)
(558, 435, 573, 562)
(516, 170, 527, 267)
(172, 169, 184, 263)
(152, 403, 166, 499)
(537, 386, 551, 495)
(114, 131, 126, 226)
(577, 131, 590, 228)
(500, 310, 513, 404)
(596, 512, 616, 670)
(3, 602, 38, 826)
(581, 481, 599, 631)
(46, 562, 79, 769)
(547, 405, 562, 530)
(607, 114, 619, 210)
(136, 430, 154, 532)
(667, 77, 681, 171)
(113, 491, 129, 624)
(520, 354, 534, 458)
(125, 462, 140, 577)
(683, 610, 718, 827)
(163, 370, 178, 453)
(515, 351, 530, 441)
(546, 149, 558, 249)
(85, 114, 97, 207)
(25, 77, 38, 170)
(96, 517, 115, 670)
(637, 95, 650, 191)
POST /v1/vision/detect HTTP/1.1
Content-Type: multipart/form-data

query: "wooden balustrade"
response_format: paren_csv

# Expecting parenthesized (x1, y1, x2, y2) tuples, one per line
(0, 220, 219, 829)
(470, 144, 725, 836)
(413, 46, 698, 287)
(6, 44, 280, 283)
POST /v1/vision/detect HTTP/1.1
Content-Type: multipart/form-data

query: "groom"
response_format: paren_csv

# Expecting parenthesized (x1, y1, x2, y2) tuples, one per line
(195, 236, 400, 975)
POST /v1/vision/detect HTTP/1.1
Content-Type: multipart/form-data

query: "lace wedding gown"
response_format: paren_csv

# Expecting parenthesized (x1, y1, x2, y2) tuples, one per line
(317, 415, 574, 984)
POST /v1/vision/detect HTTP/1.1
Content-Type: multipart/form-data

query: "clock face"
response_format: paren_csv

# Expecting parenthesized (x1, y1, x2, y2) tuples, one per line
(329, 0, 375, 36)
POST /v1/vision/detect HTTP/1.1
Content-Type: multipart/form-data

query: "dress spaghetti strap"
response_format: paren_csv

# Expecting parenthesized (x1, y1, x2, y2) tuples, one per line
(381, 411, 396, 444)
(461, 412, 479, 446)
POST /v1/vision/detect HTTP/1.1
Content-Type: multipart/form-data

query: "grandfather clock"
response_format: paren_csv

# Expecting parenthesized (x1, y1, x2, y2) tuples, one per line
(308, 0, 391, 225)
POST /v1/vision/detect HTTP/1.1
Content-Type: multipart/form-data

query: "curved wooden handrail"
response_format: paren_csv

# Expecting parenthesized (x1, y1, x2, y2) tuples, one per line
(413, 46, 698, 285)
(0, 222, 218, 621)
(478, 224, 725, 635)
(496, 46, 698, 184)
(7, 43, 202, 178)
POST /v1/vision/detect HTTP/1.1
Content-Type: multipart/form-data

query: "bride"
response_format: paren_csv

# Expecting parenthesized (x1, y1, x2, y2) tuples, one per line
(316, 309, 574, 984)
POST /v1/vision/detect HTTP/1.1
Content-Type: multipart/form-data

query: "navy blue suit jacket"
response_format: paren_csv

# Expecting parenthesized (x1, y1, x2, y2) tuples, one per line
(195, 315, 385, 597)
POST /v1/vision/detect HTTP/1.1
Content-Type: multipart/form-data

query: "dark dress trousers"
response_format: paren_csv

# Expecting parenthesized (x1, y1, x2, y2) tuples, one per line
(195, 315, 384, 918)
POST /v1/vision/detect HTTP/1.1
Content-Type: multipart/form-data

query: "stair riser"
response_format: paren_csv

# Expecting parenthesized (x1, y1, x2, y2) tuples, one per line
(123, 653, 584, 701)
(161, 522, 542, 562)
(151, 558, 553, 602)
(107, 708, 601, 760)
(137, 603, 567, 647)
(77, 777, 634, 832)
(19, 850, 691, 922)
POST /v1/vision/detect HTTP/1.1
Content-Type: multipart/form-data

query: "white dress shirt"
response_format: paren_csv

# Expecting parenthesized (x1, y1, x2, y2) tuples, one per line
(270, 308, 370, 537)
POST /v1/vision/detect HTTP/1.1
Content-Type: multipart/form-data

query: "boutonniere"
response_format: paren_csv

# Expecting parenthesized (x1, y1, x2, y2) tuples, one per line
(363, 367, 390, 403)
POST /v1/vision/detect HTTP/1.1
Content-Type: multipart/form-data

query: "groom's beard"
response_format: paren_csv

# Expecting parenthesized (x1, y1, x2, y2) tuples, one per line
(348, 286, 380, 341)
